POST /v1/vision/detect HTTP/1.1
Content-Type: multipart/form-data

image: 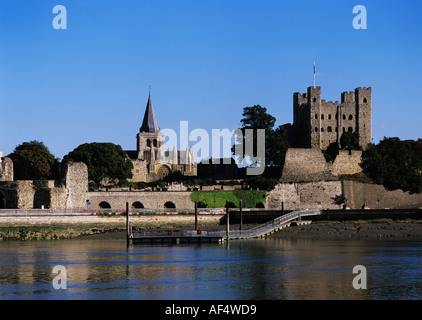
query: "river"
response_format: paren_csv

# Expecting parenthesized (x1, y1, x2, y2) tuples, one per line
(0, 238, 421, 300)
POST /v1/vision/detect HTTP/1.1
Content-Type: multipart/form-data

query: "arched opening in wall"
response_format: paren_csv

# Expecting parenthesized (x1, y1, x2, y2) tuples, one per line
(349, 115, 353, 120)
(363, 98, 367, 103)
(164, 201, 176, 209)
(321, 114, 324, 120)
(315, 114, 318, 119)
(0, 191, 5, 209)
(132, 201, 144, 209)
(321, 128, 324, 132)
(157, 165, 171, 177)
(348, 127, 353, 132)
(327, 126, 332, 132)
(343, 115, 346, 120)
(314, 127, 318, 132)
(328, 114, 332, 119)
(153, 139, 157, 147)
(255, 202, 265, 208)
(147, 139, 151, 147)
(99, 201, 111, 209)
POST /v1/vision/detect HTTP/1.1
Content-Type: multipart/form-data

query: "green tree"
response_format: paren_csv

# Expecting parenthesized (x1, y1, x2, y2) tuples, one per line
(340, 131, 362, 151)
(361, 137, 422, 193)
(63, 142, 133, 184)
(232, 105, 289, 170)
(7, 141, 60, 180)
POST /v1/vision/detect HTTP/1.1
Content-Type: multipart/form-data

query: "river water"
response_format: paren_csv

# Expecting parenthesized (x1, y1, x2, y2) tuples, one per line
(0, 238, 421, 300)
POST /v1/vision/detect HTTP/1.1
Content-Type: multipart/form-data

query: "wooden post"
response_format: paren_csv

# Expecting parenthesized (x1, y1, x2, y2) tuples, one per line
(126, 202, 130, 245)
(239, 200, 243, 231)
(195, 201, 198, 230)
(226, 200, 230, 240)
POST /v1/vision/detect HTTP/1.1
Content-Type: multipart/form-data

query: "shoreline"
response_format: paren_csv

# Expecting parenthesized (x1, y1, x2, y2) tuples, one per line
(1, 214, 422, 241)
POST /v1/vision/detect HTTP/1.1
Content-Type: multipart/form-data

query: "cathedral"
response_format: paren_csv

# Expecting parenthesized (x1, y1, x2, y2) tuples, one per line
(125, 92, 197, 182)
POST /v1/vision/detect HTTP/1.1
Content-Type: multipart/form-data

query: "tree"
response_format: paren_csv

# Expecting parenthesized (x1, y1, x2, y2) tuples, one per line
(7, 141, 60, 180)
(361, 137, 422, 193)
(63, 142, 133, 184)
(232, 105, 289, 170)
(340, 131, 362, 151)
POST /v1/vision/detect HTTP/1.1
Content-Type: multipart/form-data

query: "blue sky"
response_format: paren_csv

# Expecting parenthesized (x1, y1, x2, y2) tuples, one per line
(0, 0, 421, 160)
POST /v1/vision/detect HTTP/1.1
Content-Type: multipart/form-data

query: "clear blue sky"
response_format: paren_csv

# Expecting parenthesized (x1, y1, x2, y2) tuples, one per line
(0, 0, 421, 160)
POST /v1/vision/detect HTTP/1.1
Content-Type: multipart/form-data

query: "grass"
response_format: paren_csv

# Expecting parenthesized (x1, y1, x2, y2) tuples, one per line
(190, 190, 267, 208)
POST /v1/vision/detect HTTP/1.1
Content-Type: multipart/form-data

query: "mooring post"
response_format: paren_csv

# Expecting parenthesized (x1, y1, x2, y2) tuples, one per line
(195, 201, 198, 230)
(126, 202, 130, 245)
(239, 200, 243, 232)
(226, 200, 230, 240)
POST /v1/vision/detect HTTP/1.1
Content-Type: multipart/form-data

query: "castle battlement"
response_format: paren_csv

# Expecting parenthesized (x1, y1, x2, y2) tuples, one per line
(290, 86, 372, 150)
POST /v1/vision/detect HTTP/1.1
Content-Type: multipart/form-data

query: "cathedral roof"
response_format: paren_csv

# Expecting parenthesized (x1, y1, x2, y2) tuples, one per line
(140, 92, 160, 133)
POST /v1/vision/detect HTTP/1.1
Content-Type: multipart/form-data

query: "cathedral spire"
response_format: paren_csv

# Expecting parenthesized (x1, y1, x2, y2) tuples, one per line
(140, 91, 160, 133)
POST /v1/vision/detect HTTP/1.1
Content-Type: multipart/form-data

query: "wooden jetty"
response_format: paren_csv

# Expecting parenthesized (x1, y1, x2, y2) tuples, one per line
(125, 201, 321, 245)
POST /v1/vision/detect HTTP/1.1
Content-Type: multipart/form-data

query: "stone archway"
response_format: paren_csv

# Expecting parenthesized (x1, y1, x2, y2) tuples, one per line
(132, 201, 144, 209)
(164, 201, 176, 209)
(99, 201, 111, 209)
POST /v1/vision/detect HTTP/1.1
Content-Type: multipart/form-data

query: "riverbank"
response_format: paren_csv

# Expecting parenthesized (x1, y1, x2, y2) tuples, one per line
(0, 214, 224, 241)
(270, 219, 422, 240)
(1, 214, 422, 241)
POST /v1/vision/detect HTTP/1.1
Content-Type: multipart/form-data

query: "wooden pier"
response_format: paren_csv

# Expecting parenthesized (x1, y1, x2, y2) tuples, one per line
(130, 233, 224, 245)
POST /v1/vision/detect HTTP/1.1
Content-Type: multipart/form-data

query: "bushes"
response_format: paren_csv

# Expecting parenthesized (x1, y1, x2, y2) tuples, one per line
(190, 190, 267, 208)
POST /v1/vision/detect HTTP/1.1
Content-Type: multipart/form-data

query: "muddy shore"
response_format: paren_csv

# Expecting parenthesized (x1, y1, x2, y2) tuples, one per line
(269, 220, 422, 240)
(1, 214, 422, 241)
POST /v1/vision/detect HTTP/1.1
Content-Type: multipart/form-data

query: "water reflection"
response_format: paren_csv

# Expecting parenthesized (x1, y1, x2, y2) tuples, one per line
(0, 238, 421, 299)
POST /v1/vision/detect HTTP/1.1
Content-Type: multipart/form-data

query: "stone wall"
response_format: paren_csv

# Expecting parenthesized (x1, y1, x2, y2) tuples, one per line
(87, 191, 194, 210)
(343, 180, 422, 209)
(266, 181, 343, 210)
(62, 162, 88, 209)
(281, 148, 362, 182)
(266, 180, 422, 210)
(0, 157, 13, 182)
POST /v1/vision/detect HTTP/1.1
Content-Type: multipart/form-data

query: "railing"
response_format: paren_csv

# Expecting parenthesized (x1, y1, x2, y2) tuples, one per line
(132, 208, 321, 240)
(224, 208, 320, 238)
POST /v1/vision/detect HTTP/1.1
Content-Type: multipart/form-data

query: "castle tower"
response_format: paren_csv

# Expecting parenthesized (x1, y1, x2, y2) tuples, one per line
(308, 86, 322, 148)
(291, 86, 372, 150)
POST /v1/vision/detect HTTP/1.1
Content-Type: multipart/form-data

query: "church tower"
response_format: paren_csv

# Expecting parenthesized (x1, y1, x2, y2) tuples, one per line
(136, 91, 164, 163)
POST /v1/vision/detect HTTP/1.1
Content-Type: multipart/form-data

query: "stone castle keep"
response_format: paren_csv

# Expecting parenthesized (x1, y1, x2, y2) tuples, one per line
(1, 86, 421, 210)
(287, 86, 372, 150)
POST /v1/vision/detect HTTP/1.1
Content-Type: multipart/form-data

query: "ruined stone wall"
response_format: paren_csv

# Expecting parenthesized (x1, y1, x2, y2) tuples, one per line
(0, 157, 13, 182)
(281, 148, 363, 182)
(266, 181, 343, 210)
(62, 162, 88, 209)
(342, 180, 422, 209)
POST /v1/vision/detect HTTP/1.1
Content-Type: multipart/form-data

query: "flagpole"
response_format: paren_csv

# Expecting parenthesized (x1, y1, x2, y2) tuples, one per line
(313, 61, 316, 88)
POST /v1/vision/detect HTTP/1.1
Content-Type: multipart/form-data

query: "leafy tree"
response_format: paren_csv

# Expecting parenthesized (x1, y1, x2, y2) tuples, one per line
(361, 137, 422, 193)
(63, 142, 133, 184)
(232, 105, 289, 170)
(340, 131, 362, 151)
(245, 175, 277, 191)
(7, 141, 60, 180)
